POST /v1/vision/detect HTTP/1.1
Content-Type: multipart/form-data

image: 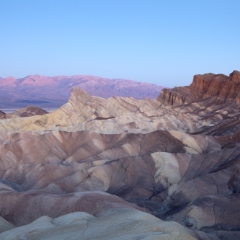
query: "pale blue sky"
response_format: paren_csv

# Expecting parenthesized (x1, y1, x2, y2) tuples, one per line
(1, 0, 239, 87)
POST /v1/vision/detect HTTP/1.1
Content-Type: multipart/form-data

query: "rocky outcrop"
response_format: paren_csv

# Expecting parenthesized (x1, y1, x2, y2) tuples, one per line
(1, 85, 240, 136)
(190, 71, 240, 101)
(0, 110, 6, 119)
(157, 87, 197, 105)
(158, 70, 240, 105)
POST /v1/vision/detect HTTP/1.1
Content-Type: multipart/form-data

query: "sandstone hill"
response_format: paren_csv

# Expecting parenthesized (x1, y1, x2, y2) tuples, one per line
(0, 75, 163, 108)
(0, 71, 240, 239)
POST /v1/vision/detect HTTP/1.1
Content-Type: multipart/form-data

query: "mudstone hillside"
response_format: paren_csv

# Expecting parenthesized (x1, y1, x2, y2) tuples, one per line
(0, 71, 240, 239)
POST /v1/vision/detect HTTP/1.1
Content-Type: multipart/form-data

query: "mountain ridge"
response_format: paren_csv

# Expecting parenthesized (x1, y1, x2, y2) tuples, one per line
(0, 74, 164, 108)
(1, 71, 240, 239)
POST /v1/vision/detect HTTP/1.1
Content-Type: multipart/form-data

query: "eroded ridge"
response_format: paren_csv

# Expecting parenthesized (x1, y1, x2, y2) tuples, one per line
(1, 71, 240, 239)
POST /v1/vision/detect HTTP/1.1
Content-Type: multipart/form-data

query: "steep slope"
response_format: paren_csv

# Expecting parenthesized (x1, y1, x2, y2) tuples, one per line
(1, 84, 240, 136)
(0, 87, 213, 133)
(0, 71, 240, 239)
(158, 70, 240, 136)
(0, 110, 6, 119)
(158, 70, 240, 105)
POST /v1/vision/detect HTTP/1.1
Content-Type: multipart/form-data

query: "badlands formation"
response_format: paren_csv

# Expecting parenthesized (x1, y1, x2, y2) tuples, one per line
(0, 71, 240, 239)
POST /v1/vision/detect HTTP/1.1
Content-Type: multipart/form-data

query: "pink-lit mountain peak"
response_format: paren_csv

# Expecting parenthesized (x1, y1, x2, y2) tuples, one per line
(0, 74, 164, 107)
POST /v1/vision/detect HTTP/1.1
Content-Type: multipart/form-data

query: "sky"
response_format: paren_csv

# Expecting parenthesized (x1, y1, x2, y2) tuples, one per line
(0, 0, 240, 87)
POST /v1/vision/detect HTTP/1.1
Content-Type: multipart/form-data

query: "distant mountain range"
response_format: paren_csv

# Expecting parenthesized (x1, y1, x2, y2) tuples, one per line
(0, 75, 164, 108)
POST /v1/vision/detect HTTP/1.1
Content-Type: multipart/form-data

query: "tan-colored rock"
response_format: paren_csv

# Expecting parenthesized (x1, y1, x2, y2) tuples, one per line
(0, 85, 238, 136)
(0, 209, 207, 240)
(1, 71, 240, 239)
